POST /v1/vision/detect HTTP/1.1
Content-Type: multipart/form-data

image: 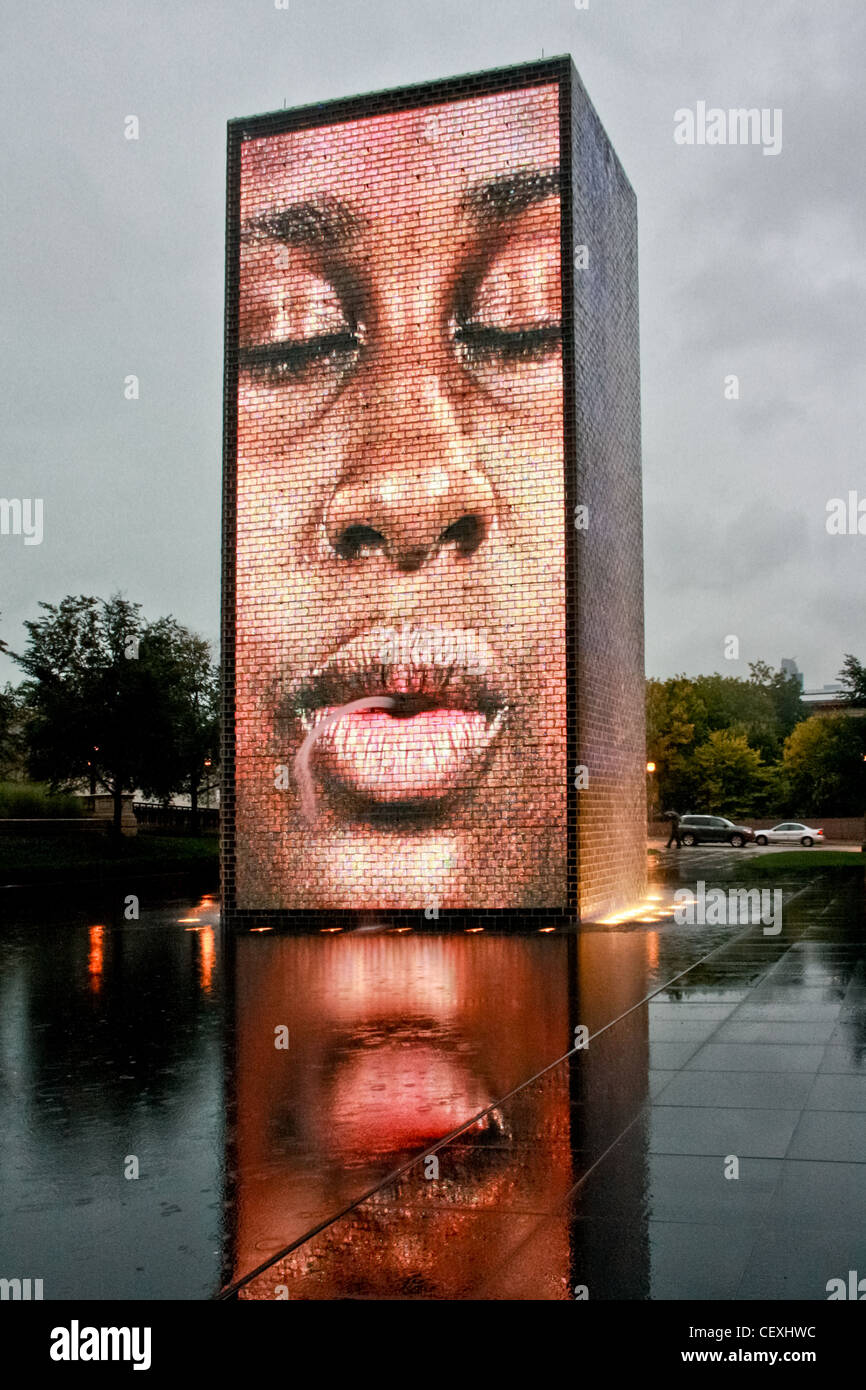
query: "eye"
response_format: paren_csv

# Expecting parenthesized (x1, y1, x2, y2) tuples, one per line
(454, 230, 562, 372)
(238, 246, 365, 385)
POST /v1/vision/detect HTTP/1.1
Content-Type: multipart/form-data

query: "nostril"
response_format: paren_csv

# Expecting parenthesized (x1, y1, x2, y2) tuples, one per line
(333, 523, 385, 560)
(440, 513, 485, 556)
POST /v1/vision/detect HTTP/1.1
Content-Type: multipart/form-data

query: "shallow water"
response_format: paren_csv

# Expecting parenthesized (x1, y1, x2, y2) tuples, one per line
(2, 858, 865, 1300)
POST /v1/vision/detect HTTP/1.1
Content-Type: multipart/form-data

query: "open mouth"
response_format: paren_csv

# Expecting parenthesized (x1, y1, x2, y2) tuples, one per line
(289, 626, 508, 807)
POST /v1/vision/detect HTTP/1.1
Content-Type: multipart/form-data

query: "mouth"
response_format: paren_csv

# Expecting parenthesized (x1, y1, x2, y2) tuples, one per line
(289, 625, 508, 807)
(329, 1038, 510, 1153)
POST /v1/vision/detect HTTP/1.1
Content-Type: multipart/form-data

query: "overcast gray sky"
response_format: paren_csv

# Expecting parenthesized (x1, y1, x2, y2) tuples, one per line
(1, 0, 863, 689)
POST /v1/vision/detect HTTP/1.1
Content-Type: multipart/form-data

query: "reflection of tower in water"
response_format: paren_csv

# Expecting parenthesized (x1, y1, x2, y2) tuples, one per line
(566, 930, 652, 1301)
(227, 929, 652, 1300)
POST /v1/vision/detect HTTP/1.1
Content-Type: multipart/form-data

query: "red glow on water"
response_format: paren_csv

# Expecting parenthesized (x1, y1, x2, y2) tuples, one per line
(87, 924, 104, 993)
(198, 925, 216, 993)
(646, 931, 659, 970)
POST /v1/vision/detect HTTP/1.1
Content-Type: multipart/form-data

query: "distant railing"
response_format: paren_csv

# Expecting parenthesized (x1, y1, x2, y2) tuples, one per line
(133, 803, 219, 832)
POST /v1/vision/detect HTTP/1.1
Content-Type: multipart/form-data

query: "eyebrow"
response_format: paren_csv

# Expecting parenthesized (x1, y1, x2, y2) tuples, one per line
(462, 167, 560, 223)
(239, 166, 559, 250)
(240, 197, 360, 251)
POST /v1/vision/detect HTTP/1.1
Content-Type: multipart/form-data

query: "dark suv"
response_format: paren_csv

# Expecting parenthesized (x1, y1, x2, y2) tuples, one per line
(678, 815, 755, 848)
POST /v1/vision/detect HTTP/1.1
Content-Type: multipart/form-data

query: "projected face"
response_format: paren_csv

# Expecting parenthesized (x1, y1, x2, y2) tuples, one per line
(234, 84, 567, 910)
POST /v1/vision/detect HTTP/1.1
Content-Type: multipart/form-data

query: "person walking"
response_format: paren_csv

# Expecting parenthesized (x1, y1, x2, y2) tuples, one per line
(663, 809, 682, 849)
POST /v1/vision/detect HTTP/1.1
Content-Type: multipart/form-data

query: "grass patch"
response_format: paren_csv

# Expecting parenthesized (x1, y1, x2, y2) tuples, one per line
(0, 780, 83, 818)
(0, 833, 218, 885)
(751, 850, 866, 871)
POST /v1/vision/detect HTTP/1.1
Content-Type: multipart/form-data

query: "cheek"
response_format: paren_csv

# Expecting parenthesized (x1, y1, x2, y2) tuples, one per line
(491, 443, 565, 556)
(237, 389, 352, 544)
(237, 373, 360, 448)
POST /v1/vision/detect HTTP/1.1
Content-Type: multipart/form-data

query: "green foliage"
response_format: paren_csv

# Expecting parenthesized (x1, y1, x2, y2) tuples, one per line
(0, 683, 27, 779)
(780, 713, 866, 816)
(690, 729, 767, 820)
(0, 780, 83, 818)
(136, 618, 220, 829)
(646, 661, 865, 818)
(10, 595, 219, 831)
(839, 654, 866, 706)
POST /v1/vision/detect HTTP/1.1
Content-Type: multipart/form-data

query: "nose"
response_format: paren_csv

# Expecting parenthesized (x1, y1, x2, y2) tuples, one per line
(325, 463, 495, 572)
(323, 380, 497, 573)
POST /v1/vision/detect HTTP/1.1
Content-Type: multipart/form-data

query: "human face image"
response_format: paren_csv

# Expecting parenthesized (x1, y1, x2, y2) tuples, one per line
(232, 83, 567, 911)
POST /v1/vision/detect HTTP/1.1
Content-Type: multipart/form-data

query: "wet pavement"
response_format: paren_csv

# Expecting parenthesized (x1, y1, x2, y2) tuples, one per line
(1, 848, 865, 1300)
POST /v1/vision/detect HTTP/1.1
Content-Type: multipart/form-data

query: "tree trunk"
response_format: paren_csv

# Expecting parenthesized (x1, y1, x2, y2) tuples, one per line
(112, 780, 123, 838)
(190, 777, 200, 836)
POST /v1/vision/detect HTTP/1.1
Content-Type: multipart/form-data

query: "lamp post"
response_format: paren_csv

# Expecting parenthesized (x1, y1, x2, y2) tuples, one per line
(88, 744, 99, 797)
(646, 761, 656, 835)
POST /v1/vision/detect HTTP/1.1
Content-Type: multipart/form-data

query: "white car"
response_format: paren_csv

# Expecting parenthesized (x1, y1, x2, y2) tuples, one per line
(754, 822, 825, 847)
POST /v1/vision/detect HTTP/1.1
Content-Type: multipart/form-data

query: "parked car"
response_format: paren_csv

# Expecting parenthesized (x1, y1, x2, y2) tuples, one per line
(678, 815, 755, 848)
(754, 823, 825, 847)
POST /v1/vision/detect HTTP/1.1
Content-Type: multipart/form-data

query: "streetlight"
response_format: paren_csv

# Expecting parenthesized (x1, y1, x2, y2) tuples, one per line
(646, 761, 657, 830)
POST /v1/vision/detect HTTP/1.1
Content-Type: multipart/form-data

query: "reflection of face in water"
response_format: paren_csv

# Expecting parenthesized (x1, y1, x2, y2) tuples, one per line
(321, 1025, 508, 1156)
(245, 1066, 569, 1302)
(231, 932, 661, 1300)
(232, 935, 572, 1286)
(242, 1032, 569, 1301)
(234, 84, 568, 910)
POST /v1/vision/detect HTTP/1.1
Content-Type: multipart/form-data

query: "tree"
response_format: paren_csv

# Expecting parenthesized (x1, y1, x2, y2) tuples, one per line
(136, 619, 219, 833)
(838, 654, 866, 707)
(747, 661, 806, 747)
(646, 664, 805, 815)
(691, 673, 772, 749)
(780, 714, 866, 816)
(12, 595, 218, 835)
(0, 682, 26, 779)
(646, 676, 703, 811)
(649, 661, 866, 819)
(690, 729, 767, 820)
(13, 596, 151, 833)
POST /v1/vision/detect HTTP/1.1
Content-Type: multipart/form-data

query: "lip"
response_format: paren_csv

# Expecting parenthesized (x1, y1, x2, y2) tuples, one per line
(329, 1043, 506, 1152)
(290, 625, 508, 806)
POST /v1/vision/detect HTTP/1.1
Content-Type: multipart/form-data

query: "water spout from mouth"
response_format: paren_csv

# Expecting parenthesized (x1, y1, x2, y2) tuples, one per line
(293, 695, 397, 824)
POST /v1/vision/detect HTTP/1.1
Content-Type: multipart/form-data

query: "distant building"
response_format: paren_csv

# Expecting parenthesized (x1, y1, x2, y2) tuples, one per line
(800, 682, 865, 716)
(781, 657, 803, 689)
